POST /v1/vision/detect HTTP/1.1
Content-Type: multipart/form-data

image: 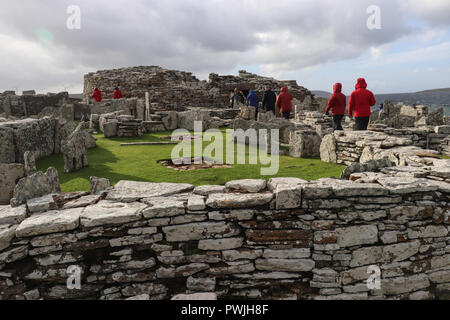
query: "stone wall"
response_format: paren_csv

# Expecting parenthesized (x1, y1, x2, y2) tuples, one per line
(0, 92, 71, 120)
(0, 172, 449, 300)
(83, 67, 314, 111)
(320, 129, 450, 166)
(0, 118, 56, 164)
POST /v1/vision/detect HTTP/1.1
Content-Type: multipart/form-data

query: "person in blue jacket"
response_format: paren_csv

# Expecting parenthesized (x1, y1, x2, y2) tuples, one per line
(247, 90, 259, 120)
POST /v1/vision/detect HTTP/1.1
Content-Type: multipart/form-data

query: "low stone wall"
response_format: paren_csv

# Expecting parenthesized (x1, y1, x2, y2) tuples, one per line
(0, 92, 72, 120)
(320, 130, 450, 166)
(0, 174, 449, 300)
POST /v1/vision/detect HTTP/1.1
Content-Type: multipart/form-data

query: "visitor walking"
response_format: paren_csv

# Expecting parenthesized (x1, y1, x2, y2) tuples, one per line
(247, 90, 259, 120)
(349, 78, 376, 131)
(231, 88, 247, 109)
(276, 86, 293, 119)
(92, 87, 102, 102)
(262, 86, 277, 114)
(113, 86, 123, 99)
(325, 83, 346, 131)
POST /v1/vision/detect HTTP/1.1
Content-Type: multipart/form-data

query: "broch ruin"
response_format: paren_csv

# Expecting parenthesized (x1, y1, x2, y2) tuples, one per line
(0, 66, 449, 300)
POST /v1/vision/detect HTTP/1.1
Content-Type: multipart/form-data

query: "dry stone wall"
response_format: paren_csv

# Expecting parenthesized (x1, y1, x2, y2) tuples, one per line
(0, 174, 449, 300)
(83, 67, 314, 111)
(0, 92, 72, 120)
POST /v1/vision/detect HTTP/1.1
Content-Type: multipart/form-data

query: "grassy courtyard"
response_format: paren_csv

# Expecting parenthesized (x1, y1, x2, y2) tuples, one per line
(36, 129, 346, 192)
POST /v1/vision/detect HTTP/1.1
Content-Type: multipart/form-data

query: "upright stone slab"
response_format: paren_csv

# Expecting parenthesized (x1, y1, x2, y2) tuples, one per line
(0, 163, 25, 205)
(10, 167, 60, 207)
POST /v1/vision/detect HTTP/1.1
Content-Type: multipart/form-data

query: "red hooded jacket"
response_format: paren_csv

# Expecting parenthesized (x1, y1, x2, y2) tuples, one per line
(325, 83, 346, 115)
(92, 88, 102, 102)
(349, 78, 376, 117)
(276, 87, 293, 113)
(113, 89, 123, 99)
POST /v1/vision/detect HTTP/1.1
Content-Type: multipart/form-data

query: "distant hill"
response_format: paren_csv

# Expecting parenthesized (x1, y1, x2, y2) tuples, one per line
(417, 88, 450, 93)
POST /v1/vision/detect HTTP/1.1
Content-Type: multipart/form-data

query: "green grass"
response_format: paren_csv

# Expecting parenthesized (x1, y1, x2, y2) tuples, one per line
(439, 155, 450, 159)
(36, 129, 345, 192)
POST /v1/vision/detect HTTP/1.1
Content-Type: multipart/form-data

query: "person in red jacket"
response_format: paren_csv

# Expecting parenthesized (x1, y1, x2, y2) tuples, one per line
(325, 83, 346, 131)
(92, 87, 102, 102)
(113, 86, 123, 99)
(276, 87, 293, 119)
(349, 78, 376, 131)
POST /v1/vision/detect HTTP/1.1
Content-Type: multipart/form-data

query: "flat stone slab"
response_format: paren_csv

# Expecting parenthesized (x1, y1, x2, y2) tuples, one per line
(225, 179, 267, 193)
(193, 185, 226, 196)
(267, 177, 308, 192)
(187, 195, 205, 211)
(106, 180, 194, 202)
(26, 194, 57, 213)
(314, 178, 389, 197)
(336, 225, 378, 248)
(206, 193, 273, 209)
(63, 195, 102, 209)
(198, 237, 244, 251)
(376, 177, 444, 194)
(80, 200, 146, 227)
(15, 208, 84, 238)
(0, 225, 17, 251)
(0, 205, 27, 225)
(255, 258, 315, 272)
(141, 199, 185, 218)
(163, 222, 240, 242)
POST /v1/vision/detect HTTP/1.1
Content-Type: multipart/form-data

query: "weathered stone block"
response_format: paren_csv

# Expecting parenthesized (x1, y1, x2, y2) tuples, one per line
(336, 225, 378, 248)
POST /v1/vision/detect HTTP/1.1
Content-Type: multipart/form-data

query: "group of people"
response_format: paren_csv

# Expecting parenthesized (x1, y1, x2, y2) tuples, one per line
(230, 86, 294, 120)
(93, 78, 375, 132)
(325, 78, 376, 131)
(91, 86, 123, 102)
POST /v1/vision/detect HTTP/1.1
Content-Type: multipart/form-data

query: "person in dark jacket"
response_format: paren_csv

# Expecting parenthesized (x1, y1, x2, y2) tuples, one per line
(92, 87, 102, 102)
(325, 83, 346, 131)
(349, 78, 376, 131)
(231, 88, 246, 109)
(276, 86, 293, 119)
(247, 90, 259, 119)
(113, 86, 123, 99)
(262, 86, 277, 114)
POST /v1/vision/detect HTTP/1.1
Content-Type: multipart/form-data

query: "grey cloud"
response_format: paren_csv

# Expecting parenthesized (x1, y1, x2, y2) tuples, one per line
(0, 0, 447, 92)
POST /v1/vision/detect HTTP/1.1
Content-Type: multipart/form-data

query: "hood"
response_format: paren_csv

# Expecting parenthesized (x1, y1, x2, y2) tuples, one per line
(249, 90, 256, 95)
(355, 78, 367, 89)
(280, 87, 287, 93)
(333, 83, 342, 93)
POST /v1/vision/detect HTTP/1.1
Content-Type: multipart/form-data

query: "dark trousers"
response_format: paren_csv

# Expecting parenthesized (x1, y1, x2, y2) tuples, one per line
(332, 115, 344, 131)
(355, 116, 370, 131)
(282, 111, 290, 119)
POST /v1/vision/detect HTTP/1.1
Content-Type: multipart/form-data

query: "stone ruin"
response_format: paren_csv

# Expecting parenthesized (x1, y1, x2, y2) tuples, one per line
(370, 101, 445, 128)
(83, 66, 313, 111)
(61, 123, 90, 173)
(0, 117, 97, 205)
(0, 91, 75, 121)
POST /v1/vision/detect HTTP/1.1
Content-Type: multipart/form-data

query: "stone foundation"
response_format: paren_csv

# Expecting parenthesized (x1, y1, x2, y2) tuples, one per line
(0, 169, 449, 300)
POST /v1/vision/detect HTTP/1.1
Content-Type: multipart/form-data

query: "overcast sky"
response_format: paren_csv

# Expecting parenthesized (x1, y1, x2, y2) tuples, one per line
(0, 0, 449, 95)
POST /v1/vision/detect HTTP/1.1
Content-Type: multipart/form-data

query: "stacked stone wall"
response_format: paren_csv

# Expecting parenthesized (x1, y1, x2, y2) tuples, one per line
(0, 175, 449, 300)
